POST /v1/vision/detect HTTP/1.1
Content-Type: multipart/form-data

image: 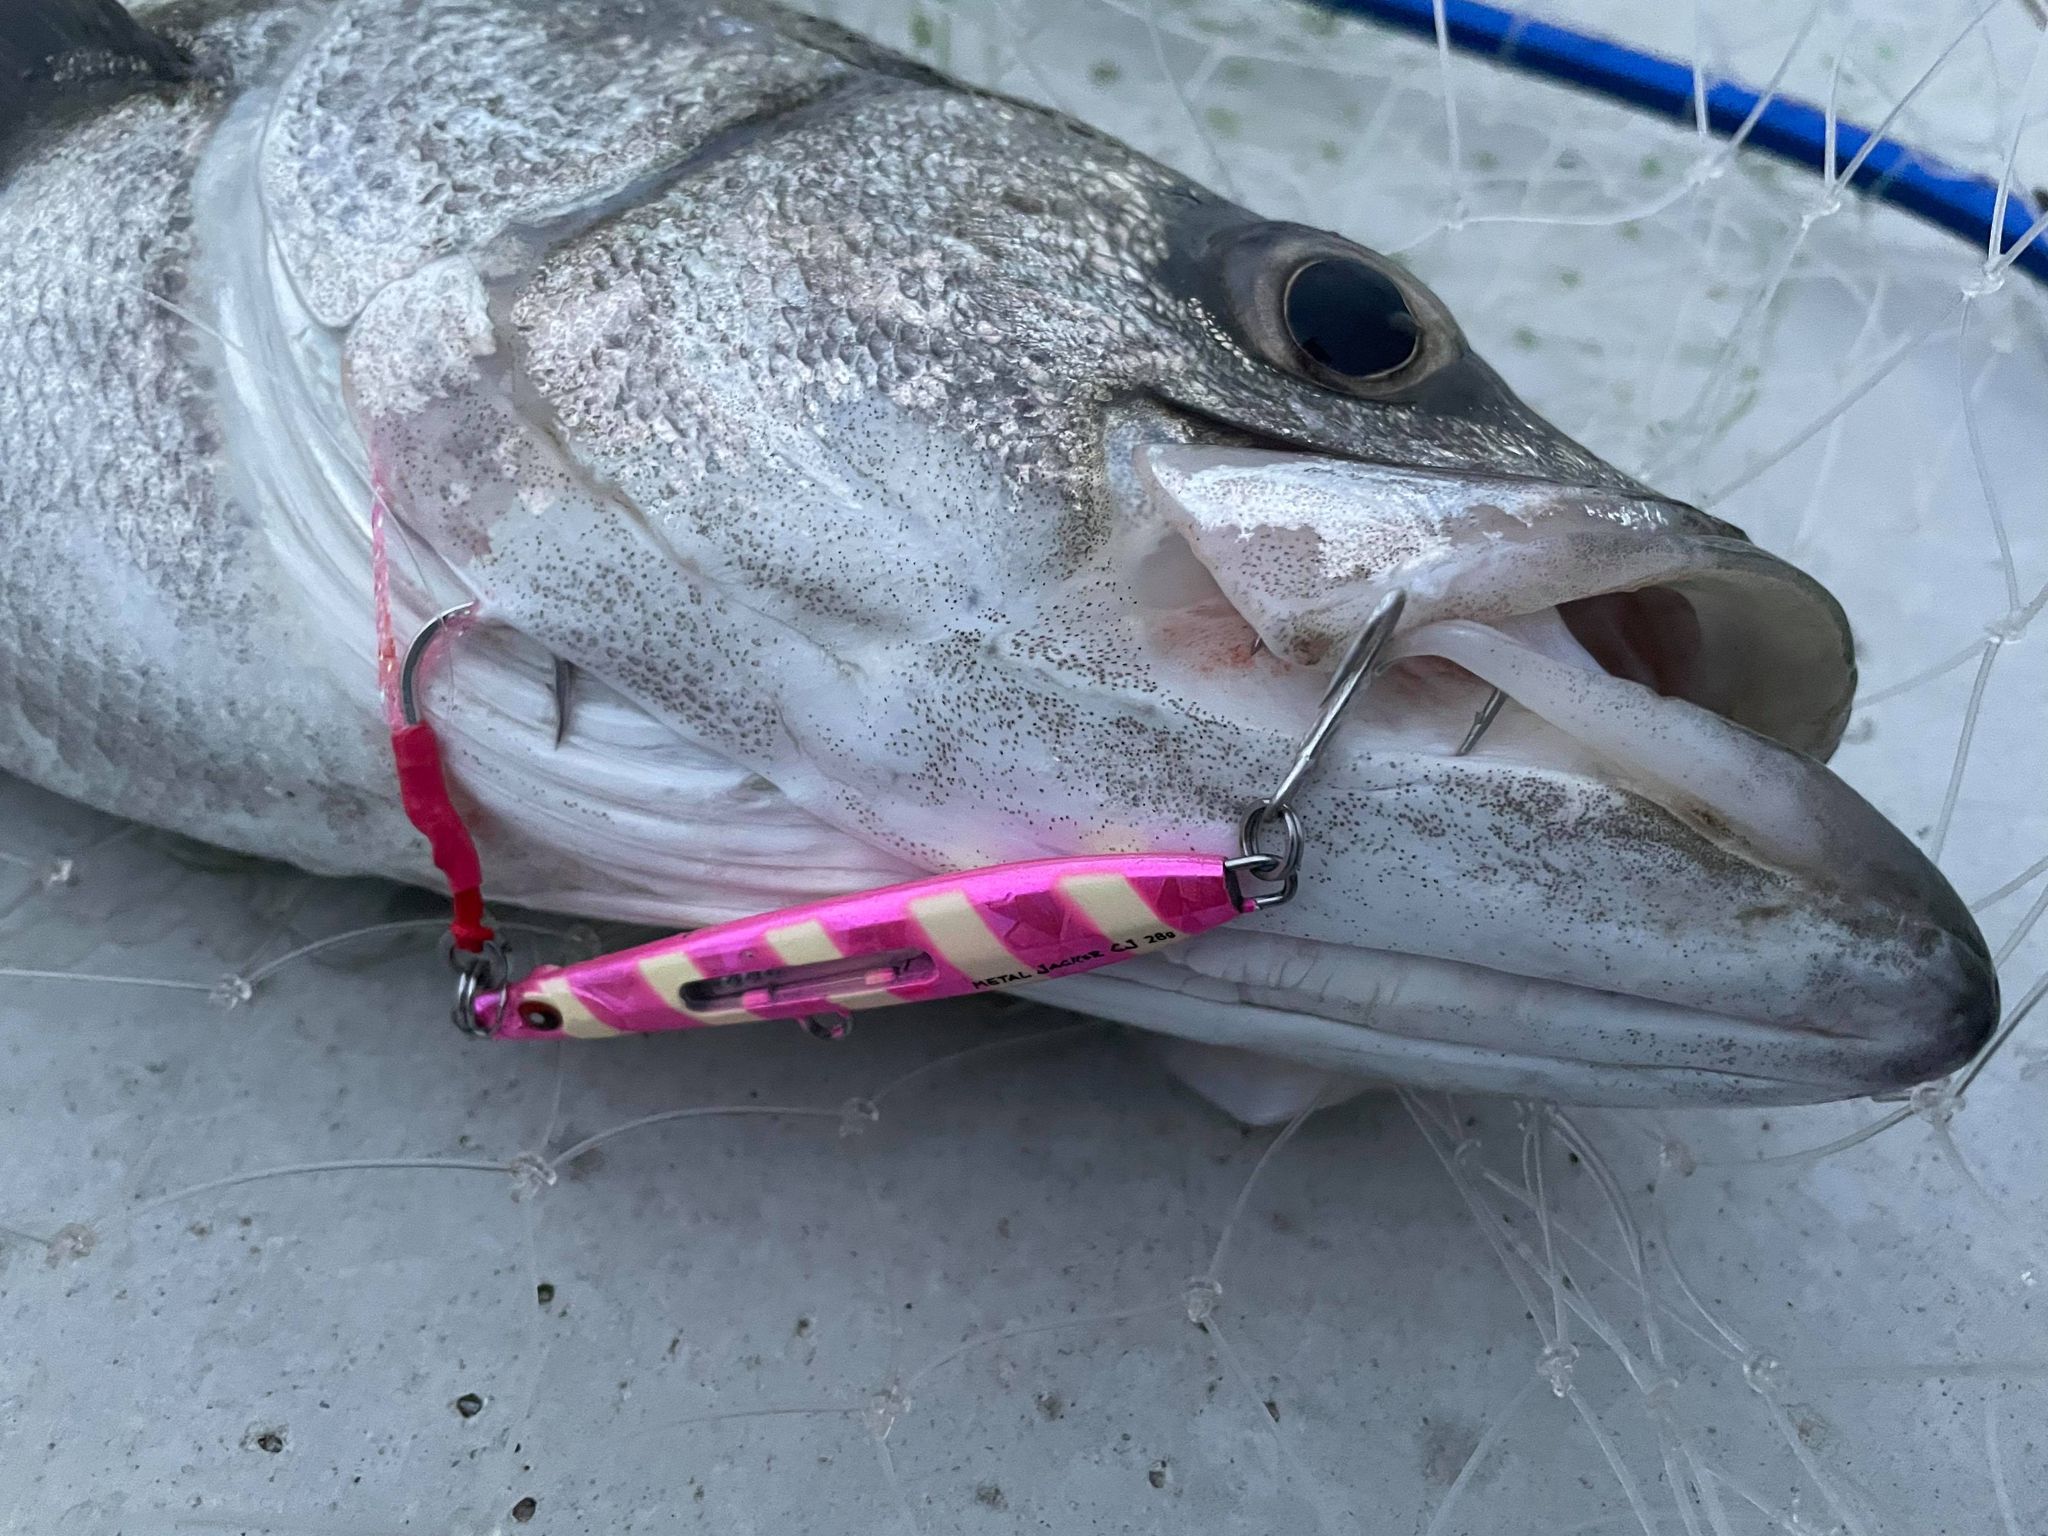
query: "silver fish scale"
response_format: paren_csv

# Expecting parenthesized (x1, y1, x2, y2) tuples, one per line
(0, 0, 928, 883)
(260, 0, 860, 326)
(508, 81, 1188, 579)
(338, 62, 1265, 853)
(0, 81, 407, 860)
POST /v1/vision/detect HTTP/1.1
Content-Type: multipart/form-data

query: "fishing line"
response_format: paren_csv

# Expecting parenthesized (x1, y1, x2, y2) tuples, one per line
(1312, 0, 2048, 286)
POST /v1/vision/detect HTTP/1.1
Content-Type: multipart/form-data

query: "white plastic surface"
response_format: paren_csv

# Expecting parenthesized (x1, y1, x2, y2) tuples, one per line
(4, 1, 2047, 1531)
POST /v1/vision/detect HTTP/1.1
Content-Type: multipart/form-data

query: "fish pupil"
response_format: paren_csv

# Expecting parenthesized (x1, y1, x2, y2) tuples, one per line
(1283, 258, 1419, 379)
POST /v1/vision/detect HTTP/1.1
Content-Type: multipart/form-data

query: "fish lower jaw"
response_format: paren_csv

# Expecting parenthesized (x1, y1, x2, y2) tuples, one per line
(1085, 606, 1995, 1107)
(1037, 923, 1991, 1108)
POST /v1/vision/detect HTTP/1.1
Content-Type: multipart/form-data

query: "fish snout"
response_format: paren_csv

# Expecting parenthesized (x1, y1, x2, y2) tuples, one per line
(1122, 443, 1997, 1102)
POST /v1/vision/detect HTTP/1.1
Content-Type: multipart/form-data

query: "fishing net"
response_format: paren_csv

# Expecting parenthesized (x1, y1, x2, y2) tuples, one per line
(3, 1, 2045, 1530)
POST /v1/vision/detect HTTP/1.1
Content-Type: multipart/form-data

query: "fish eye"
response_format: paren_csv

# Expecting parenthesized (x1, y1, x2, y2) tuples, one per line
(1204, 220, 1458, 398)
(1281, 258, 1420, 381)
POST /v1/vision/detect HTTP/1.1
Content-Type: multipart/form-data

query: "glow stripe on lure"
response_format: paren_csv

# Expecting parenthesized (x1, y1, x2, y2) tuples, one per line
(474, 854, 1254, 1040)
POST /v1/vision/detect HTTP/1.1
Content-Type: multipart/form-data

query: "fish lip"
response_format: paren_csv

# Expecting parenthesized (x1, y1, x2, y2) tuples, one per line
(1143, 394, 1740, 529)
(1049, 926, 1999, 1105)
(1060, 752, 2000, 1103)
(1142, 392, 1648, 482)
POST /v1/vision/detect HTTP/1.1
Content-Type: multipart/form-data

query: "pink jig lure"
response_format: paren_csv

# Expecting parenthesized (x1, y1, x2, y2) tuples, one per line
(474, 854, 1254, 1040)
(393, 581, 1403, 1044)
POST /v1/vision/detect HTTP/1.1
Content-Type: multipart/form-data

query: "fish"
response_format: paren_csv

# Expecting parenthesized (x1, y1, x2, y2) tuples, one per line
(0, 0, 1997, 1111)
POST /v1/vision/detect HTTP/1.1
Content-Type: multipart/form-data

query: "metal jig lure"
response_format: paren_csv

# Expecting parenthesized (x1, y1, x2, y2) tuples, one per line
(400, 591, 1407, 1042)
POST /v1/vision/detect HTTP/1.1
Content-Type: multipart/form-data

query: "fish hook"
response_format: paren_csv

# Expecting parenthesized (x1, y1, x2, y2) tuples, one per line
(398, 604, 476, 727)
(1236, 588, 1407, 907)
(392, 604, 505, 1030)
(1268, 588, 1407, 811)
(1455, 686, 1508, 756)
(402, 606, 576, 748)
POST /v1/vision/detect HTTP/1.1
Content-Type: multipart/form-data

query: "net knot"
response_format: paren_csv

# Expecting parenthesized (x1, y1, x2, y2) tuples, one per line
(209, 973, 254, 1011)
(1907, 1079, 1961, 1128)
(837, 1098, 880, 1140)
(44, 1222, 96, 1266)
(865, 1380, 912, 1440)
(1741, 1351, 1785, 1396)
(508, 1151, 557, 1201)
(1537, 1341, 1580, 1397)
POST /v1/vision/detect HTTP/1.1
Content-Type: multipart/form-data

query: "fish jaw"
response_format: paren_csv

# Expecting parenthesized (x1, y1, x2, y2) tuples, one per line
(1130, 445, 1855, 756)
(1062, 446, 1998, 1105)
(1043, 747, 1999, 1105)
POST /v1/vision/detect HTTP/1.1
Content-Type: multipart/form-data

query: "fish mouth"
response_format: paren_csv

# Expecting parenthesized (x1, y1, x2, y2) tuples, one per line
(1041, 445, 1999, 1105)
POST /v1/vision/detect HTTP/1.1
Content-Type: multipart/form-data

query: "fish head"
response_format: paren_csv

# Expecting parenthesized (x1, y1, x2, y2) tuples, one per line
(348, 80, 1995, 1104)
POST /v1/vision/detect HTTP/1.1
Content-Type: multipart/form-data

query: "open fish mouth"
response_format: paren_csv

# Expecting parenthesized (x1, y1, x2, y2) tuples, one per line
(1036, 446, 1999, 1105)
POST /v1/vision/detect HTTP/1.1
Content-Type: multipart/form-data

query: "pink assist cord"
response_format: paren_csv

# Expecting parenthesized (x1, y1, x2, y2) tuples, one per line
(371, 482, 496, 956)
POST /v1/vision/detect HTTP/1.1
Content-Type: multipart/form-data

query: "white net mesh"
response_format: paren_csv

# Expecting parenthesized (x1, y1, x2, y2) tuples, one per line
(4, 2, 2046, 1530)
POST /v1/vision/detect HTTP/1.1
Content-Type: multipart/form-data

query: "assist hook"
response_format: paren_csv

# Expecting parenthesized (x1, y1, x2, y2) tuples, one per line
(395, 605, 508, 1033)
(1233, 588, 1407, 908)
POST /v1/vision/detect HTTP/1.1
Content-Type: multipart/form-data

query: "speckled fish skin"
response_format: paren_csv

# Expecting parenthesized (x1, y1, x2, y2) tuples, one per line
(0, 0, 1997, 1104)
